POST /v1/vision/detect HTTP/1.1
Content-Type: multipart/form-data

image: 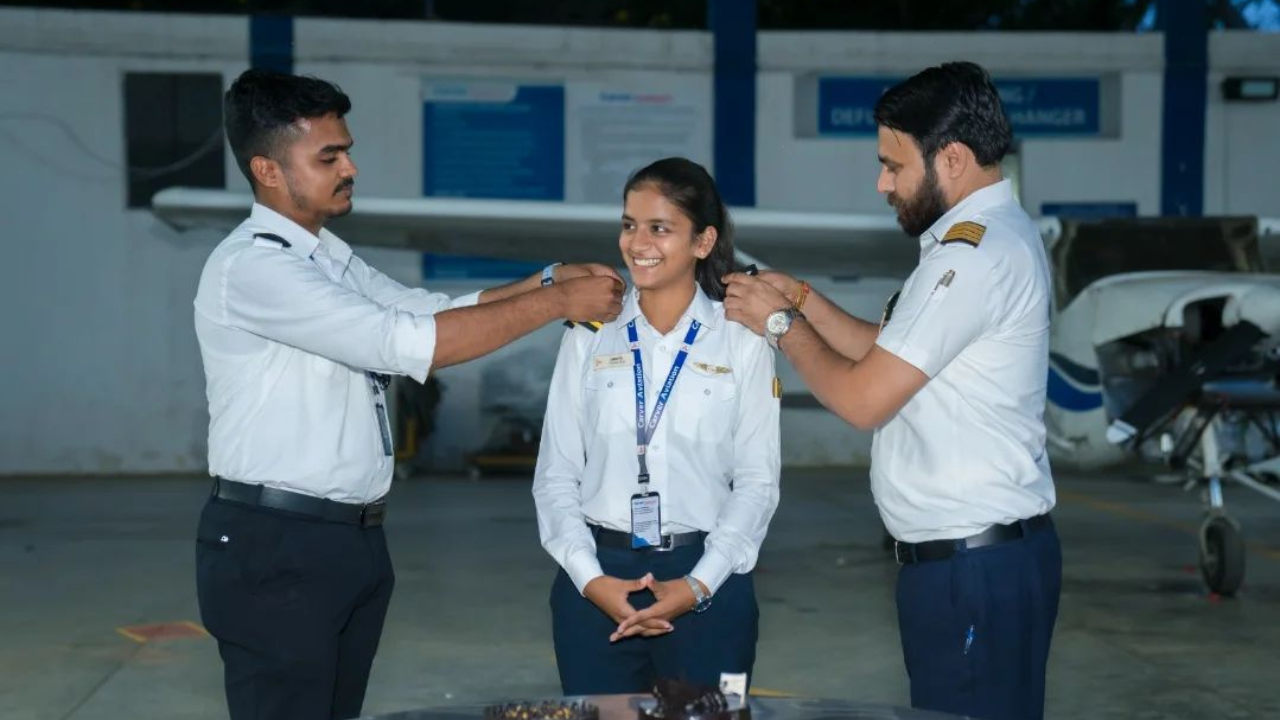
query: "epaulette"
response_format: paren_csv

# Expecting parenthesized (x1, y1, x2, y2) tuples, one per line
(253, 232, 292, 249)
(940, 221, 985, 248)
(563, 320, 604, 332)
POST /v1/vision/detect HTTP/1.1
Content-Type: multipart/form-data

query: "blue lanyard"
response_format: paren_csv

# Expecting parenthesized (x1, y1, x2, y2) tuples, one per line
(627, 318, 701, 485)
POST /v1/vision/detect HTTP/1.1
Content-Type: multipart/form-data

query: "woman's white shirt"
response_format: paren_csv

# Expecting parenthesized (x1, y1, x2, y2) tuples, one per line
(532, 286, 781, 595)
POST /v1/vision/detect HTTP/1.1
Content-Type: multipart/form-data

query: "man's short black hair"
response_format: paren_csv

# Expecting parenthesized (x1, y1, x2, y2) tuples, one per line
(873, 61, 1012, 168)
(223, 68, 352, 187)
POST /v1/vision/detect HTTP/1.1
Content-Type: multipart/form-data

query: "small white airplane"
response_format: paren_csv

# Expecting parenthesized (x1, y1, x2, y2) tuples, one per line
(154, 187, 1280, 596)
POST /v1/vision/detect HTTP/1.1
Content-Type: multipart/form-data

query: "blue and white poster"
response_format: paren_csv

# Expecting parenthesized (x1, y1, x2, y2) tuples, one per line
(421, 80, 565, 279)
(818, 76, 1102, 137)
(565, 81, 710, 203)
(422, 81, 565, 200)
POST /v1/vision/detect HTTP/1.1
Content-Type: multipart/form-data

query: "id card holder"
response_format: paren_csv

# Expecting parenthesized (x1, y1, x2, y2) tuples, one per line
(630, 491, 662, 550)
(375, 402, 393, 456)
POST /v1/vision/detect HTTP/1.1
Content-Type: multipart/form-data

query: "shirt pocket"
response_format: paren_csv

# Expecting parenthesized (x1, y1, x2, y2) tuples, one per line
(900, 282, 952, 342)
(673, 369, 738, 444)
(584, 367, 636, 436)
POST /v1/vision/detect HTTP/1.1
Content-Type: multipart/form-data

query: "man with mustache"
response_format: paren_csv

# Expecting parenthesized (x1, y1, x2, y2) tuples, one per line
(722, 62, 1059, 720)
(192, 69, 623, 720)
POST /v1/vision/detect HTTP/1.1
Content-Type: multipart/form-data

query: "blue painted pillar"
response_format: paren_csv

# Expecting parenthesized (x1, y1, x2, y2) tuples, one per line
(1159, 0, 1207, 216)
(709, 0, 757, 207)
(250, 15, 294, 74)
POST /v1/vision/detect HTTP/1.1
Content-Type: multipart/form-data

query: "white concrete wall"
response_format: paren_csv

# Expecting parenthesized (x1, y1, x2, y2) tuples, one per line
(1, 10, 247, 474)
(4, 7, 1280, 474)
(1205, 30, 1280, 217)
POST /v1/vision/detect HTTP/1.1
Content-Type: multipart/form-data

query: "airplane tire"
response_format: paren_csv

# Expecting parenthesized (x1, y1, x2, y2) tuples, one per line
(1199, 515, 1246, 596)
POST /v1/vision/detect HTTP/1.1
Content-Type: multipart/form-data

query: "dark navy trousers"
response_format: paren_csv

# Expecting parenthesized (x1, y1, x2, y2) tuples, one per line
(896, 518, 1061, 720)
(195, 497, 395, 720)
(549, 543, 758, 695)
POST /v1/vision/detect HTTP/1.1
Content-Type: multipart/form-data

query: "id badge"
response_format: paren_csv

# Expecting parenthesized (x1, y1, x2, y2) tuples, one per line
(630, 491, 662, 549)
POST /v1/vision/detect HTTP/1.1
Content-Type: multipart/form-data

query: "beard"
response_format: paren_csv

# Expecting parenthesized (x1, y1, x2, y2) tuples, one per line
(284, 174, 355, 221)
(887, 164, 949, 238)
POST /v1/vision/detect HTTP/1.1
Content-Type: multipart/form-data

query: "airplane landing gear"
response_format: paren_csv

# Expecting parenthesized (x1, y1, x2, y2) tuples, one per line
(1199, 511, 1245, 596)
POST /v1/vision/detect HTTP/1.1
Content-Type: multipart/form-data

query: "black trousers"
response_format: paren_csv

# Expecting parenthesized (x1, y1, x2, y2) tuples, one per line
(550, 543, 759, 695)
(896, 519, 1062, 720)
(195, 496, 395, 720)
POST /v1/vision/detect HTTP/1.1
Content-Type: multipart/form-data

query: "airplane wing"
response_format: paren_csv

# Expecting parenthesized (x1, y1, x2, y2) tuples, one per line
(151, 187, 919, 278)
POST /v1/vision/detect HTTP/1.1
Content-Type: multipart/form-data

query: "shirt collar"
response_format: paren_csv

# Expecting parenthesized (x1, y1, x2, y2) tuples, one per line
(248, 203, 342, 263)
(919, 178, 1014, 251)
(317, 227, 354, 269)
(619, 283, 719, 333)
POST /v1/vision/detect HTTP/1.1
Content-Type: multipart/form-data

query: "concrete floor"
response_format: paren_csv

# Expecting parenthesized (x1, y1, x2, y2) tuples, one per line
(1, 468, 1278, 720)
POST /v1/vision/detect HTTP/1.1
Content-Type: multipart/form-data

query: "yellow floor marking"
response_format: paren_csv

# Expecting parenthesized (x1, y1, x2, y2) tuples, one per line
(116, 621, 209, 643)
(748, 687, 794, 698)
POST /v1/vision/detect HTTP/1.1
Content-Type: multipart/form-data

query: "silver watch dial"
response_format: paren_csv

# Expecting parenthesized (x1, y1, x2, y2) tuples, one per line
(766, 310, 791, 336)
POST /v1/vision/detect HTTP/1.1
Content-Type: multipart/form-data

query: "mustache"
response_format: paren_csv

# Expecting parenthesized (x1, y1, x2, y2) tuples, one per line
(335, 179, 354, 195)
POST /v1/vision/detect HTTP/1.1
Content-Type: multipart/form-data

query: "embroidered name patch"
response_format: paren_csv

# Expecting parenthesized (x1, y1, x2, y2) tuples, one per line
(592, 353, 633, 371)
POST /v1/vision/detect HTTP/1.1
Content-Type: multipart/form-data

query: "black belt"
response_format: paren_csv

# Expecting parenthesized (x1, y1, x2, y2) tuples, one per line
(591, 525, 706, 552)
(894, 514, 1052, 565)
(212, 478, 387, 527)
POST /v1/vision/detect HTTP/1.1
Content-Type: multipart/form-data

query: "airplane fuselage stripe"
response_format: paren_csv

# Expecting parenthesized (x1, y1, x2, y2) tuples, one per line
(1048, 352, 1100, 386)
(1047, 367, 1103, 411)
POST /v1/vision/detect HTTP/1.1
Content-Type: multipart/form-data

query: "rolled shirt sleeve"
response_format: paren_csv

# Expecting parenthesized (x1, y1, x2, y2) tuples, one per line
(875, 244, 997, 378)
(350, 254, 481, 314)
(218, 247, 439, 382)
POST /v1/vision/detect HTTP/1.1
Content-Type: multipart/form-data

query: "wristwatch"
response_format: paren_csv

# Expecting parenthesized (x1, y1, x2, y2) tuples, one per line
(765, 307, 803, 350)
(686, 576, 712, 613)
(540, 262, 564, 287)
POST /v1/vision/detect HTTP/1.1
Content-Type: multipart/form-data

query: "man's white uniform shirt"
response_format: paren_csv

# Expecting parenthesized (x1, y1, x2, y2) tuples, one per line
(873, 180, 1056, 543)
(193, 203, 478, 504)
(533, 286, 781, 595)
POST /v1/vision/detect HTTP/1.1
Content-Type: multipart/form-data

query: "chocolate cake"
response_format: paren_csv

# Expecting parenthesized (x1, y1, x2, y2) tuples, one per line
(637, 679, 751, 720)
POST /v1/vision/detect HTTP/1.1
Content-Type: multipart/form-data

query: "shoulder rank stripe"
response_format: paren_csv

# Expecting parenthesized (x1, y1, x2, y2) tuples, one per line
(563, 320, 604, 332)
(253, 232, 291, 248)
(940, 221, 985, 247)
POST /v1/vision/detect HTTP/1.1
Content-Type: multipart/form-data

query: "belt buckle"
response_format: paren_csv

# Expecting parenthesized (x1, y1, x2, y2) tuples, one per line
(894, 540, 906, 565)
(652, 534, 675, 553)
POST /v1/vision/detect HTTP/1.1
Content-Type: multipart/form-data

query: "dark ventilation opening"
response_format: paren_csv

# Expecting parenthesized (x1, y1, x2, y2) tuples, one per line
(124, 72, 225, 208)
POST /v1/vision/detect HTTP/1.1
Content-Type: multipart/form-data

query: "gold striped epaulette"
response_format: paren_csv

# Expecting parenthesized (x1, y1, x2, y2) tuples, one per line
(563, 320, 604, 332)
(941, 221, 986, 248)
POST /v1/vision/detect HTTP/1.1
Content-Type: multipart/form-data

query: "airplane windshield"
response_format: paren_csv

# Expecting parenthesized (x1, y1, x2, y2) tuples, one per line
(1055, 217, 1263, 307)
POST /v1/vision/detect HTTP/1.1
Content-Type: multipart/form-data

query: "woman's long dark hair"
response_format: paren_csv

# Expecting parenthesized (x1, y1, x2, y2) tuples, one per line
(623, 157, 735, 301)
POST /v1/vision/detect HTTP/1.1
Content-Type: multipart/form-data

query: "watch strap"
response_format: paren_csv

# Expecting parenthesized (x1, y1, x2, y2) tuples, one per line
(541, 262, 564, 287)
(685, 575, 711, 612)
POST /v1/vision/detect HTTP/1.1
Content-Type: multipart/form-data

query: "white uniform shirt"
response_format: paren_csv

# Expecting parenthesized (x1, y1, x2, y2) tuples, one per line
(193, 203, 479, 504)
(533, 286, 781, 595)
(873, 180, 1056, 543)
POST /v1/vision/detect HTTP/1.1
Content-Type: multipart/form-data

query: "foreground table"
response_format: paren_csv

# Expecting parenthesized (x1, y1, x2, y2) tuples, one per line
(362, 695, 967, 720)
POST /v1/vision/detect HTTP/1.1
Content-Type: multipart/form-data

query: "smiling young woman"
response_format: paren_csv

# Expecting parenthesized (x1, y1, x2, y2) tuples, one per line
(531, 157, 782, 694)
